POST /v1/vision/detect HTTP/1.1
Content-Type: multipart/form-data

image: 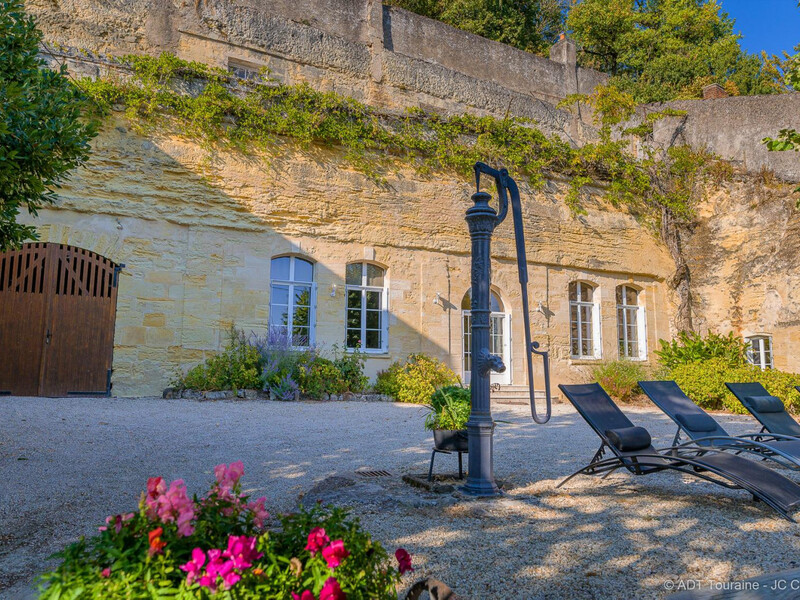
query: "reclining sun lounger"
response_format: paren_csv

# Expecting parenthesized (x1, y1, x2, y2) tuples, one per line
(558, 383, 800, 521)
(726, 382, 800, 437)
(639, 380, 800, 470)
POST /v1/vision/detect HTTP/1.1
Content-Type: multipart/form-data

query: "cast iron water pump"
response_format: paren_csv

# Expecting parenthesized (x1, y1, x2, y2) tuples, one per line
(462, 162, 552, 497)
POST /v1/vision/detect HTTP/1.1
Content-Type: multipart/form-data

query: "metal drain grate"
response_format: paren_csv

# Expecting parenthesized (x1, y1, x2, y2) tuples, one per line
(356, 469, 392, 478)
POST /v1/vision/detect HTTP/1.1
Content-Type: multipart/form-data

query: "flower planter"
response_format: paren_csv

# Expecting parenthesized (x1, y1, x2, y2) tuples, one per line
(433, 429, 469, 453)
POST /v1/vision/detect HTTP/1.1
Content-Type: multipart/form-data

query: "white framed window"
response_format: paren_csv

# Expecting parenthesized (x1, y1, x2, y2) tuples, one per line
(269, 256, 316, 347)
(345, 263, 388, 352)
(569, 281, 601, 359)
(617, 285, 647, 360)
(746, 335, 773, 370)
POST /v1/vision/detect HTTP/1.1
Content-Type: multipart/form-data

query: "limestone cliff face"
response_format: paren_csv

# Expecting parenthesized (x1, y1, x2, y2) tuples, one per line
(23, 117, 675, 395)
(684, 180, 800, 371)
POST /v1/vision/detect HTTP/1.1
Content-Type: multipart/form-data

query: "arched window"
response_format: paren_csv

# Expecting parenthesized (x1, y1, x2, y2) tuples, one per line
(569, 281, 600, 359)
(345, 263, 388, 352)
(617, 285, 646, 360)
(269, 256, 315, 347)
(461, 289, 511, 385)
(746, 335, 773, 370)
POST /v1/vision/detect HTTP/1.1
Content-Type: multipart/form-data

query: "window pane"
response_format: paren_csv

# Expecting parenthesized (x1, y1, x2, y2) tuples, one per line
(461, 292, 471, 310)
(490, 291, 503, 312)
(272, 284, 289, 305)
(366, 290, 381, 310)
(294, 286, 311, 306)
(366, 264, 384, 286)
(346, 263, 362, 285)
(294, 304, 310, 327)
(569, 283, 577, 302)
(625, 287, 638, 305)
(292, 327, 309, 346)
(366, 310, 381, 329)
(269, 306, 289, 326)
(346, 309, 361, 329)
(616, 286, 623, 304)
(346, 329, 361, 348)
(365, 330, 381, 349)
(580, 284, 592, 302)
(271, 257, 290, 280)
(347, 289, 362, 309)
(294, 259, 313, 283)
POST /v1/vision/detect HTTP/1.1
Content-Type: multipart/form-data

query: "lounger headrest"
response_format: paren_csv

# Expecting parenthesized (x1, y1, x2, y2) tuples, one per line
(605, 426, 651, 452)
(675, 412, 717, 433)
(745, 395, 785, 413)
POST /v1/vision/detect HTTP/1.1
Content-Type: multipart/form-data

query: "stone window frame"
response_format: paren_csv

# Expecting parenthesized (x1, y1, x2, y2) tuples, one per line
(569, 280, 602, 360)
(344, 262, 389, 353)
(616, 284, 647, 361)
(269, 255, 316, 348)
(746, 334, 774, 370)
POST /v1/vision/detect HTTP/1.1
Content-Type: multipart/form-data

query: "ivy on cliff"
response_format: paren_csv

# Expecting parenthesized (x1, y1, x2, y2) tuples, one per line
(80, 53, 729, 228)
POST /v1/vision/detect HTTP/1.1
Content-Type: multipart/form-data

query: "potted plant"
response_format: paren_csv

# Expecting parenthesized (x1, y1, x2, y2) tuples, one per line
(424, 385, 471, 452)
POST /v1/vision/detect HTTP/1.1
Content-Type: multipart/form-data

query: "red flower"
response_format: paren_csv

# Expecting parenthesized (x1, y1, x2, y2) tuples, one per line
(148, 527, 166, 556)
(322, 540, 350, 569)
(320, 577, 346, 600)
(100, 567, 111, 578)
(395, 548, 413, 574)
(292, 591, 316, 600)
(305, 527, 330, 556)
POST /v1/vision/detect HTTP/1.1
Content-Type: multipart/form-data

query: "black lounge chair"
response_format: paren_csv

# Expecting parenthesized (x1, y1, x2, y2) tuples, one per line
(726, 382, 800, 437)
(558, 383, 800, 521)
(639, 380, 800, 470)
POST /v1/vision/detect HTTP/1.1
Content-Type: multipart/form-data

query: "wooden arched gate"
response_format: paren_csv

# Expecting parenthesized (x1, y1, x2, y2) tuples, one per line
(0, 243, 121, 396)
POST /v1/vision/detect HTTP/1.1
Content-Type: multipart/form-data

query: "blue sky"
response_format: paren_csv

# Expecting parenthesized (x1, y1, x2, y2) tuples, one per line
(721, 0, 799, 56)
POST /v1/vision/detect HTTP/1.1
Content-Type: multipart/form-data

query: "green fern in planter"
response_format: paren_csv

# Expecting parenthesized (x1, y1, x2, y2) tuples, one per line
(424, 385, 471, 431)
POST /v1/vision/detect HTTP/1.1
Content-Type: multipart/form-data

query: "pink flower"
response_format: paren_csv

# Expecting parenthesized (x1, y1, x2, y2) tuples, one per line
(247, 496, 270, 528)
(102, 512, 136, 534)
(145, 477, 166, 518)
(395, 548, 413, 574)
(223, 535, 263, 570)
(180, 548, 206, 585)
(292, 591, 316, 600)
(319, 577, 346, 600)
(100, 567, 111, 578)
(322, 540, 350, 569)
(150, 479, 195, 537)
(305, 527, 330, 556)
(214, 461, 245, 491)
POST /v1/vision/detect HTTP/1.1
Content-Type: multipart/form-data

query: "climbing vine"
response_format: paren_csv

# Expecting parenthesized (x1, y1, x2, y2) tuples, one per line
(80, 53, 730, 227)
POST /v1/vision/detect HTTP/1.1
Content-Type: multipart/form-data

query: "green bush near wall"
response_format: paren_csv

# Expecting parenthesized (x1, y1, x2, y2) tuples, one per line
(671, 357, 800, 414)
(592, 360, 648, 402)
(375, 353, 460, 404)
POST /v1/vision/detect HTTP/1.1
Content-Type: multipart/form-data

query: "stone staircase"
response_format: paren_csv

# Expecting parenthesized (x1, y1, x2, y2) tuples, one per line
(490, 385, 559, 405)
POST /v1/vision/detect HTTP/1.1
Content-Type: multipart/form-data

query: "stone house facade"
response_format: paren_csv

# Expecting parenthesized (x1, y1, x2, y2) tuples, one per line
(9, 0, 800, 396)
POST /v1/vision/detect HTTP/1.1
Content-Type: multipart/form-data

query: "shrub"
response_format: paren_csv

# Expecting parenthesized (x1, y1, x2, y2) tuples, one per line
(254, 328, 313, 395)
(38, 463, 411, 599)
(332, 345, 369, 393)
(425, 385, 471, 430)
(177, 327, 262, 391)
(655, 330, 748, 370)
(295, 357, 348, 399)
(670, 357, 800, 414)
(592, 360, 647, 402)
(375, 353, 460, 404)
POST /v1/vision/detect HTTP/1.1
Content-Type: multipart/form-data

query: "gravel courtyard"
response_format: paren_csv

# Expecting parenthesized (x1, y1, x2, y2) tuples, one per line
(3, 396, 800, 599)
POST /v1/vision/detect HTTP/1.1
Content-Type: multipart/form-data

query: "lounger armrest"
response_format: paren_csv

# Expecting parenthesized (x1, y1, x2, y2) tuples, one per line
(738, 432, 800, 442)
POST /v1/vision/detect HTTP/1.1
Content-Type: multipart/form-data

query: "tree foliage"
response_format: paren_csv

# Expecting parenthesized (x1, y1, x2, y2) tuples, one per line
(387, 0, 566, 55)
(0, 0, 97, 251)
(566, 0, 782, 103)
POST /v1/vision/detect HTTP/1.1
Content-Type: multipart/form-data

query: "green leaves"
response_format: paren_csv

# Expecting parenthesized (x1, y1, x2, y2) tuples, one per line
(0, 0, 98, 251)
(567, 0, 780, 103)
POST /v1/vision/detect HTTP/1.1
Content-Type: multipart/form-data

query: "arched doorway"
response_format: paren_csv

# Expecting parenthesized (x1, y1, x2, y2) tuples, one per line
(0, 243, 121, 396)
(461, 288, 511, 386)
